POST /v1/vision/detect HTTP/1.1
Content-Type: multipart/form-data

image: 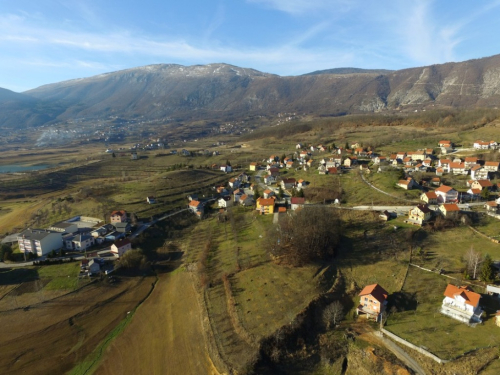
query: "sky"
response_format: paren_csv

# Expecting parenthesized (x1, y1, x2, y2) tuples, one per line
(1, 0, 500, 92)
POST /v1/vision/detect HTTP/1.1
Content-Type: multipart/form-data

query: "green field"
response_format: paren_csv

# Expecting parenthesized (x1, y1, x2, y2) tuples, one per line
(385, 267, 500, 360)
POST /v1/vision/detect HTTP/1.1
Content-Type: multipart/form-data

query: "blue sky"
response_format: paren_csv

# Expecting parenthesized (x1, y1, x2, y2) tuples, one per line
(1, 0, 500, 92)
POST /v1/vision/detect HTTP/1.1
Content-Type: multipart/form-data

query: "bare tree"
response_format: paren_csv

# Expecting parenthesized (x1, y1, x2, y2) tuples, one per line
(464, 246, 483, 279)
(323, 301, 344, 329)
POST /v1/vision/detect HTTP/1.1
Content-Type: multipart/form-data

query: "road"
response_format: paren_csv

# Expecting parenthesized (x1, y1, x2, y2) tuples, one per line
(370, 331, 427, 375)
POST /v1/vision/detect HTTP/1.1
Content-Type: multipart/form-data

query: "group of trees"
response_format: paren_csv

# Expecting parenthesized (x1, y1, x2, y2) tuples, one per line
(463, 246, 496, 282)
(266, 206, 341, 266)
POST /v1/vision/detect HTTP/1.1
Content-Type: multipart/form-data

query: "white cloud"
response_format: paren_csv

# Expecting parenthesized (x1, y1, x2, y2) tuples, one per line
(246, 0, 353, 15)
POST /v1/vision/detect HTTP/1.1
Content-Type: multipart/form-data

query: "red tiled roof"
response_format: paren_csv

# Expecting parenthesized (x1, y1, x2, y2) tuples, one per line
(435, 185, 453, 193)
(443, 285, 480, 307)
(424, 192, 437, 199)
(291, 197, 305, 204)
(441, 203, 460, 211)
(359, 284, 388, 303)
(257, 198, 275, 206)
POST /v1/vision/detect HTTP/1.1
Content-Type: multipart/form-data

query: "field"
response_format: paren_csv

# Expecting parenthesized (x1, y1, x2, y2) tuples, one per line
(0, 274, 154, 375)
(410, 226, 500, 276)
(94, 270, 219, 375)
(385, 266, 500, 360)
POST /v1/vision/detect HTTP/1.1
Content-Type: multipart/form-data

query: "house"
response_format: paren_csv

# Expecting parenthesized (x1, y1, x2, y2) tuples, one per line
(373, 156, 387, 164)
(435, 185, 458, 203)
(484, 161, 500, 172)
(379, 210, 393, 221)
(328, 167, 340, 175)
(470, 165, 489, 180)
(306, 159, 314, 168)
(280, 178, 296, 190)
(397, 177, 417, 190)
(290, 197, 305, 211)
(296, 143, 303, 149)
(70, 234, 94, 251)
(256, 198, 275, 215)
(438, 140, 452, 148)
(239, 194, 254, 206)
(131, 152, 138, 160)
(249, 162, 258, 171)
(220, 165, 233, 173)
(286, 160, 294, 169)
(357, 284, 388, 321)
(111, 239, 132, 257)
(344, 157, 357, 167)
(264, 175, 277, 185)
(218, 196, 233, 208)
(297, 179, 307, 188)
(110, 210, 127, 223)
(467, 188, 482, 198)
(318, 165, 327, 174)
(189, 200, 204, 218)
(147, 196, 156, 204)
(263, 189, 275, 199)
(408, 204, 432, 225)
(431, 177, 441, 186)
(228, 178, 241, 189)
(441, 284, 483, 324)
(464, 157, 478, 170)
(439, 203, 460, 219)
(471, 179, 493, 191)
(485, 201, 498, 212)
(474, 140, 491, 149)
(88, 259, 100, 275)
(113, 222, 131, 233)
(17, 229, 63, 257)
(449, 162, 467, 175)
(420, 191, 438, 205)
(435, 167, 445, 176)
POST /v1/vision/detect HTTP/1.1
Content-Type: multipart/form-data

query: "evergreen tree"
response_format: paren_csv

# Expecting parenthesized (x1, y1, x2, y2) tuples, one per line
(481, 254, 495, 282)
(481, 188, 490, 200)
(254, 187, 261, 200)
(226, 160, 231, 166)
(278, 186, 284, 199)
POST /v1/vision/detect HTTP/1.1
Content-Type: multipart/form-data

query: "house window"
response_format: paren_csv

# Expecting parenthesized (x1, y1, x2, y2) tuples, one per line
(364, 303, 367, 307)
(364, 297, 368, 301)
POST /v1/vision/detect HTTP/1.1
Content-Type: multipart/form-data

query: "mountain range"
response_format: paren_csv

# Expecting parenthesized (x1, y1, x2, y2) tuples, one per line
(2, 54, 500, 129)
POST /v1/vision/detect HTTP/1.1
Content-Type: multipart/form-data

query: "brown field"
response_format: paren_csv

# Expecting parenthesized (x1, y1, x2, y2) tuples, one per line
(0, 276, 153, 375)
(95, 270, 219, 375)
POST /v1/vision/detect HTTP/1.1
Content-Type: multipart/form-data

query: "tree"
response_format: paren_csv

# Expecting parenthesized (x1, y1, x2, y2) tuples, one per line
(112, 152, 116, 158)
(481, 188, 490, 200)
(0, 244, 13, 262)
(266, 206, 341, 266)
(226, 160, 231, 166)
(481, 254, 495, 282)
(278, 186, 284, 199)
(254, 187, 261, 200)
(323, 301, 344, 329)
(281, 154, 286, 163)
(464, 246, 483, 279)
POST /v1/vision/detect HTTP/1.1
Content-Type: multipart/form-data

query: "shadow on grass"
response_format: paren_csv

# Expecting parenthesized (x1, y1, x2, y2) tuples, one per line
(387, 291, 418, 312)
(0, 268, 39, 285)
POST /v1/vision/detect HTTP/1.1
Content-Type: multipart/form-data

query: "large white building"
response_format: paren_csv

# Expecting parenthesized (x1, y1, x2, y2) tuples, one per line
(441, 285, 483, 324)
(17, 229, 63, 257)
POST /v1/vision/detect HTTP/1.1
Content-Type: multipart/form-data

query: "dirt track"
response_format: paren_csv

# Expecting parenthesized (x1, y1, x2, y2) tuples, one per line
(96, 271, 219, 375)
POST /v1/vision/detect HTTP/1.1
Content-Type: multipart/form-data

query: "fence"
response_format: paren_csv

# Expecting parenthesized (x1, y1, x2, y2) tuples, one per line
(380, 328, 449, 364)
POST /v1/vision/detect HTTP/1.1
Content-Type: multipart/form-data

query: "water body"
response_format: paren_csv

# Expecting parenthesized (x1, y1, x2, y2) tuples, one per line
(0, 164, 51, 173)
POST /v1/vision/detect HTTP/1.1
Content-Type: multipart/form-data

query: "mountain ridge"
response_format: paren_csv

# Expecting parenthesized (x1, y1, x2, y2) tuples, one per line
(2, 54, 500, 129)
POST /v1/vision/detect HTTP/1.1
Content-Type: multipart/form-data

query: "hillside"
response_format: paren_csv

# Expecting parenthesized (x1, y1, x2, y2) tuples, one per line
(2, 54, 500, 128)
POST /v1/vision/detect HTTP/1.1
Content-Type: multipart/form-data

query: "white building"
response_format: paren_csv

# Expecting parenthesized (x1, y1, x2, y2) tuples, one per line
(111, 239, 132, 257)
(441, 285, 483, 324)
(17, 229, 63, 257)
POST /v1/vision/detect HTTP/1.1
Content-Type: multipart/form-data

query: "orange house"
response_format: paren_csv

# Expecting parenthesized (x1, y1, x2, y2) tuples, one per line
(357, 284, 389, 321)
(110, 210, 127, 223)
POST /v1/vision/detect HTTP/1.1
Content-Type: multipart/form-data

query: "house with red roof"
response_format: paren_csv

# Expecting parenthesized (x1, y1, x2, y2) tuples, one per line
(441, 285, 483, 324)
(110, 210, 127, 223)
(111, 239, 132, 257)
(357, 284, 388, 321)
(439, 203, 460, 219)
(420, 191, 438, 205)
(434, 185, 458, 203)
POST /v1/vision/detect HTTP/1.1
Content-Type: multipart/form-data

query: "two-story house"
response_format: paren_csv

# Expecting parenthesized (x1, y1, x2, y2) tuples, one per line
(441, 285, 483, 324)
(357, 284, 389, 322)
(435, 185, 458, 203)
(408, 204, 432, 225)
